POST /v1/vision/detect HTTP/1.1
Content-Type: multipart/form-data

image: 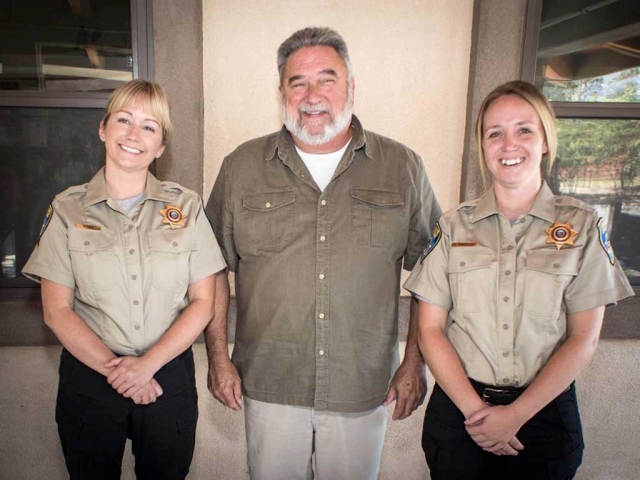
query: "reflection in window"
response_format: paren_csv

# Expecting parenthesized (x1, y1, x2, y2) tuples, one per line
(535, 0, 640, 103)
(0, 107, 105, 287)
(550, 119, 640, 284)
(0, 0, 132, 92)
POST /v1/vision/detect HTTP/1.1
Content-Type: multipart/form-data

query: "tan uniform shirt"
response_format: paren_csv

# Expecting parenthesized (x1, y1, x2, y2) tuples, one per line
(207, 116, 442, 412)
(405, 183, 634, 387)
(23, 168, 226, 356)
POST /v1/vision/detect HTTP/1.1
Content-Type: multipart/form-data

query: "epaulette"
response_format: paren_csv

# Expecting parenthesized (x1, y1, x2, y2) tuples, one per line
(159, 180, 186, 192)
(555, 195, 596, 213)
(54, 183, 89, 201)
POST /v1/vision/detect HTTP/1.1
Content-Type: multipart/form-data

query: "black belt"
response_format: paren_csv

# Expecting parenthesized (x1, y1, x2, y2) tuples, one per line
(469, 378, 527, 406)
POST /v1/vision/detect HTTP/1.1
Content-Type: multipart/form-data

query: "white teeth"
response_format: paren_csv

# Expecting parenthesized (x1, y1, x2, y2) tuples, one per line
(501, 157, 523, 166)
(120, 144, 142, 154)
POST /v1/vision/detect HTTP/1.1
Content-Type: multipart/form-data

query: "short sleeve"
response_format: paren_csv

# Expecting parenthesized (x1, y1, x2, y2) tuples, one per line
(564, 213, 634, 313)
(205, 157, 238, 272)
(403, 217, 453, 311)
(22, 204, 76, 289)
(189, 198, 227, 284)
(403, 156, 442, 270)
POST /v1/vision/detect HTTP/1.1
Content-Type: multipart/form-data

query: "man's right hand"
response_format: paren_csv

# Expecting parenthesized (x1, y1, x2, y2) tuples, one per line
(208, 358, 243, 410)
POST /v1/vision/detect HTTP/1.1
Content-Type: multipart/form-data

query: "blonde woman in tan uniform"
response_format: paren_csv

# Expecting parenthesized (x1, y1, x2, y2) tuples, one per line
(23, 80, 226, 480)
(405, 81, 633, 480)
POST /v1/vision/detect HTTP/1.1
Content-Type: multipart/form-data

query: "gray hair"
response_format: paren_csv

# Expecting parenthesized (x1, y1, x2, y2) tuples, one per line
(277, 27, 353, 84)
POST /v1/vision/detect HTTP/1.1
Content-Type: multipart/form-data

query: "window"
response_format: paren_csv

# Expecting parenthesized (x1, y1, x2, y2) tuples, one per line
(0, 0, 152, 288)
(523, 0, 640, 284)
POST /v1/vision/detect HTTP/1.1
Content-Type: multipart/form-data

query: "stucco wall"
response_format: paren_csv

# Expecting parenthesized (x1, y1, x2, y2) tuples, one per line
(202, 0, 473, 212)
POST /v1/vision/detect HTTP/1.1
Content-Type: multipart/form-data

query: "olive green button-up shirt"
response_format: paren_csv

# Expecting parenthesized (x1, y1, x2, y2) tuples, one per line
(207, 116, 441, 412)
(405, 183, 634, 387)
(23, 168, 226, 356)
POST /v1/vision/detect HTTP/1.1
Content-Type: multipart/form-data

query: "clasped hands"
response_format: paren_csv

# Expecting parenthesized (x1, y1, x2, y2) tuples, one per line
(464, 404, 526, 456)
(105, 356, 163, 405)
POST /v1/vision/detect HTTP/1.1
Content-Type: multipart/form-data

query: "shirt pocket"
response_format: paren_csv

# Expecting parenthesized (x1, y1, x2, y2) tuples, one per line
(236, 189, 296, 255)
(524, 249, 581, 317)
(350, 188, 406, 249)
(68, 228, 119, 293)
(147, 229, 197, 291)
(449, 247, 495, 313)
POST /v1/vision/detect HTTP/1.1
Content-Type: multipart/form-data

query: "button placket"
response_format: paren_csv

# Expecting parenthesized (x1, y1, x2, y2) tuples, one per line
(314, 192, 331, 410)
(497, 216, 516, 383)
(123, 220, 144, 352)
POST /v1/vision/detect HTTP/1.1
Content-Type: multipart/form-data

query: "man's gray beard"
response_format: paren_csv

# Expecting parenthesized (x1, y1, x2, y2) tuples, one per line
(280, 89, 354, 146)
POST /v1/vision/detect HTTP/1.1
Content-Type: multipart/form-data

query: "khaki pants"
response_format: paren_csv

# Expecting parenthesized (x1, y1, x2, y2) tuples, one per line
(244, 396, 387, 480)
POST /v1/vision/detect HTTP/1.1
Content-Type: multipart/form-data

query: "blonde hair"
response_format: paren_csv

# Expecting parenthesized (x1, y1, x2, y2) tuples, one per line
(102, 79, 172, 144)
(475, 80, 557, 187)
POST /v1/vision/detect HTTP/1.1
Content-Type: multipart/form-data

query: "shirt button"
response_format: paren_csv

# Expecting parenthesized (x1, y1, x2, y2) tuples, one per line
(503, 377, 510, 384)
(134, 324, 141, 330)
(553, 263, 560, 268)
(502, 323, 509, 330)
(506, 245, 514, 251)
(503, 351, 510, 357)
(128, 225, 133, 231)
(318, 350, 325, 356)
(515, 236, 521, 242)
(503, 296, 509, 302)
(319, 274, 325, 280)
(265, 202, 271, 208)
(505, 270, 511, 275)
(131, 275, 137, 280)
(129, 249, 135, 254)
(460, 261, 466, 267)
(321, 200, 327, 206)
(319, 313, 325, 319)
(133, 300, 139, 306)
(172, 242, 178, 247)
(320, 235, 326, 242)
(84, 241, 90, 246)
(135, 349, 141, 355)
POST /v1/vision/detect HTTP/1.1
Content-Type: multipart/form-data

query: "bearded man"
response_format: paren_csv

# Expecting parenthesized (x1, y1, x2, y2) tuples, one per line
(204, 27, 441, 480)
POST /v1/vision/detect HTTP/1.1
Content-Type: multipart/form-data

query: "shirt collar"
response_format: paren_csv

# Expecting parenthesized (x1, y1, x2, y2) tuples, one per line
(83, 167, 172, 208)
(265, 114, 373, 162)
(471, 181, 556, 223)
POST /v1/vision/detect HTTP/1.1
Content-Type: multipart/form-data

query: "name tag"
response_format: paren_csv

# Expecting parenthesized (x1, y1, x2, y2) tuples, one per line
(451, 242, 477, 247)
(76, 223, 101, 231)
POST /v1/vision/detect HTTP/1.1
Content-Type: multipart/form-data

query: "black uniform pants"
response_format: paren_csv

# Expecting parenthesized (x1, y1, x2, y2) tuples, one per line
(423, 382, 584, 480)
(55, 348, 198, 480)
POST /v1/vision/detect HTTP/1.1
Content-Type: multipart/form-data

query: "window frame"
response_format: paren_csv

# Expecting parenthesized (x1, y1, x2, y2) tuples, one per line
(0, 0, 153, 109)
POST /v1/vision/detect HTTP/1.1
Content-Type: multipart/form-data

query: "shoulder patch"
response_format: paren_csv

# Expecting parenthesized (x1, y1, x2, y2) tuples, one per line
(420, 222, 442, 264)
(38, 204, 54, 243)
(596, 217, 615, 265)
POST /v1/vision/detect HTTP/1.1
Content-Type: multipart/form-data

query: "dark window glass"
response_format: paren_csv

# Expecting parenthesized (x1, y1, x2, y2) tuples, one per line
(0, 0, 132, 92)
(550, 118, 640, 284)
(0, 107, 104, 286)
(534, 0, 640, 103)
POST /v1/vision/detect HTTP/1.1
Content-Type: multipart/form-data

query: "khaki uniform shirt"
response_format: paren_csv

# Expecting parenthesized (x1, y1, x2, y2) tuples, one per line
(23, 168, 226, 356)
(405, 183, 634, 387)
(207, 116, 441, 412)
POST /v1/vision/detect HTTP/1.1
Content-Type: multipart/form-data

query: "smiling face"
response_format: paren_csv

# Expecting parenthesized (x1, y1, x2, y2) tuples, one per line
(481, 94, 548, 194)
(99, 99, 165, 175)
(280, 45, 354, 153)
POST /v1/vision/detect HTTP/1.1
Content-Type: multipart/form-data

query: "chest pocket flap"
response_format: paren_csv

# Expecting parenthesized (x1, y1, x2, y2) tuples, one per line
(68, 228, 114, 251)
(242, 190, 295, 212)
(526, 248, 581, 276)
(148, 229, 197, 253)
(350, 189, 404, 207)
(449, 247, 494, 273)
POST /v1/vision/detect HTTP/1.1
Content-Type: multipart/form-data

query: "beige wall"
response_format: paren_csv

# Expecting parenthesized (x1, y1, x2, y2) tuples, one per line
(202, 0, 474, 212)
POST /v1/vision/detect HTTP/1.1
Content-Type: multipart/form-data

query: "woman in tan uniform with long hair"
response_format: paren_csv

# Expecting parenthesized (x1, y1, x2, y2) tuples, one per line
(23, 80, 226, 479)
(405, 80, 633, 479)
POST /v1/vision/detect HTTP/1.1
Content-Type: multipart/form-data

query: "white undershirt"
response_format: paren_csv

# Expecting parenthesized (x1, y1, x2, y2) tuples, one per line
(295, 140, 351, 192)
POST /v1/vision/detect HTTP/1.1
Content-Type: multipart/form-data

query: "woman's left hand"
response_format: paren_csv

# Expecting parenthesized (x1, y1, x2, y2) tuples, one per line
(465, 405, 525, 455)
(105, 356, 157, 397)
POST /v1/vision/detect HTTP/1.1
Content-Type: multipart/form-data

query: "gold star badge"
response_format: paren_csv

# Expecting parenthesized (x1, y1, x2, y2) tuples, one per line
(160, 205, 187, 229)
(545, 222, 578, 250)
